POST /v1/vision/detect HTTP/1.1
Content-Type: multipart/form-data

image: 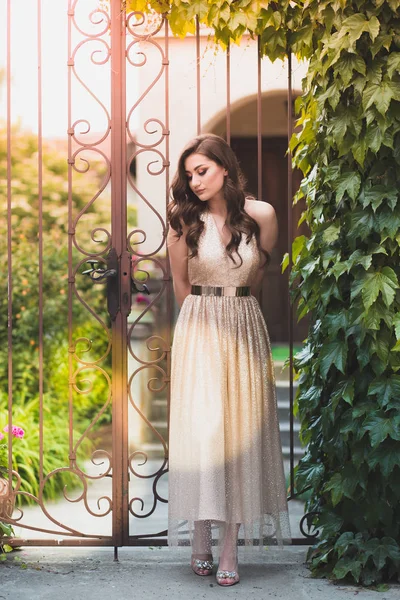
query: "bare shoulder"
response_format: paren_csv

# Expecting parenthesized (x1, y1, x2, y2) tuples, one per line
(244, 198, 276, 224)
(244, 198, 278, 253)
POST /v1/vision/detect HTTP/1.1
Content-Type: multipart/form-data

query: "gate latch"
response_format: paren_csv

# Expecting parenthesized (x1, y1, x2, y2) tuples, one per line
(83, 248, 119, 320)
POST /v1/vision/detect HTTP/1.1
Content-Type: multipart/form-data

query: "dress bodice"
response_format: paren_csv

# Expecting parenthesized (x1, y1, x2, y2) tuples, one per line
(188, 209, 261, 287)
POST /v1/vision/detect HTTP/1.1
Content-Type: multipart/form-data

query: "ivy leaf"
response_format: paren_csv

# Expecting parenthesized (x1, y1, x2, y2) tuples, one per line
(294, 344, 314, 369)
(368, 442, 400, 477)
(324, 472, 343, 506)
(337, 53, 366, 85)
(349, 208, 374, 241)
(260, 27, 286, 61)
(228, 10, 247, 30)
(296, 461, 325, 489)
(365, 123, 383, 153)
(186, 0, 209, 20)
(218, 3, 231, 23)
(334, 532, 355, 559)
(324, 310, 349, 333)
(365, 538, 400, 570)
(331, 378, 355, 408)
(388, 0, 400, 11)
(340, 14, 367, 45)
(319, 339, 347, 377)
(331, 261, 349, 280)
(169, 5, 196, 36)
(368, 375, 400, 408)
(298, 385, 323, 411)
(360, 267, 398, 310)
(387, 52, 400, 77)
(382, 537, 400, 562)
(393, 313, 400, 340)
(352, 135, 367, 167)
(335, 171, 361, 203)
(367, 16, 380, 42)
(322, 223, 340, 243)
(362, 185, 398, 212)
(363, 413, 400, 447)
(363, 81, 400, 115)
(347, 249, 373, 271)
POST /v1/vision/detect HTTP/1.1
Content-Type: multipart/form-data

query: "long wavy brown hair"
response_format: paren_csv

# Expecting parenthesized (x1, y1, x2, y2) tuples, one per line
(167, 133, 269, 267)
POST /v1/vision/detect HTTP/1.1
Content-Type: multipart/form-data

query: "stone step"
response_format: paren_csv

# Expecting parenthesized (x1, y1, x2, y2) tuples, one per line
(274, 361, 296, 382)
(281, 446, 304, 459)
(142, 420, 168, 445)
(146, 400, 300, 432)
(147, 385, 299, 422)
(138, 442, 304, 461)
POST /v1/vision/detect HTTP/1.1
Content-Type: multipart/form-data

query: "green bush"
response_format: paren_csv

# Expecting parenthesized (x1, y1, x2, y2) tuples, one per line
(286, 1, 400, 586)
(0, 397, 92, 506)
(0, 124, 113, 510)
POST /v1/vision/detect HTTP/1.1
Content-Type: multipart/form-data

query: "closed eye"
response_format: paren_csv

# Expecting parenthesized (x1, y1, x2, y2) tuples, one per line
(187, 169, 207, 181)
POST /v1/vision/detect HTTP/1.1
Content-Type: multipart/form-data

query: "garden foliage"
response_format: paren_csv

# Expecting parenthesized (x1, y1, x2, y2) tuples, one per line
(125, 0, 400, 585)
(0, 125, 112, 505)
(287, 2, 400, 586)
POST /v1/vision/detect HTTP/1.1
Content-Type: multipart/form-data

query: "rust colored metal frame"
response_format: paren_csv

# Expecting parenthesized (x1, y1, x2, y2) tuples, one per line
(3, 4, 316, 549)
(287, 51, 295, 501)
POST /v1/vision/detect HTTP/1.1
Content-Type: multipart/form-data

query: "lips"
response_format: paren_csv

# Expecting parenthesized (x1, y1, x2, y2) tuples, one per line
(196, 189, 205, 194)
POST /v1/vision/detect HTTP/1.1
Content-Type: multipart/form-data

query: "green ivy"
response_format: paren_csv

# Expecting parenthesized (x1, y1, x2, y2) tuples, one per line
(287, 1, 400, 587)
(125, 0, 400, 585)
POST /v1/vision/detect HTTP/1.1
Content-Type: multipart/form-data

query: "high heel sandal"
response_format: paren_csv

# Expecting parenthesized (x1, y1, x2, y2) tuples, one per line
(216, 566, 240, 587)
(191, 555, 214, 576)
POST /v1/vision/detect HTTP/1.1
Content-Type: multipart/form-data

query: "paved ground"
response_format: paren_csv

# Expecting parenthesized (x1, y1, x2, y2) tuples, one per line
(1, 546, 399, 600)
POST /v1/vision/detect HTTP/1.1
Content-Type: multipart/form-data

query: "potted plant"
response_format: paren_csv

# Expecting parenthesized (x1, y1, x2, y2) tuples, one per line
(0, 425, 24, 519)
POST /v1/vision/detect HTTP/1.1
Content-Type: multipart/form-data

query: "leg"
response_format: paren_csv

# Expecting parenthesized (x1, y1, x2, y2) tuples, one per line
(216, 522, 240, 586)
(191, 520, 213, 576)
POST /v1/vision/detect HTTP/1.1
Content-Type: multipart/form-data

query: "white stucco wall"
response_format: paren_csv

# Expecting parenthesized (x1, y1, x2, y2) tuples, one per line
(129, 32, 308, 255)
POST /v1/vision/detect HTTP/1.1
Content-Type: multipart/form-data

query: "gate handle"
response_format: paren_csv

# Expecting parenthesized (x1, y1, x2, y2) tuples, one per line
(83, 249, 119, 321)
(82, 260, 117, 282)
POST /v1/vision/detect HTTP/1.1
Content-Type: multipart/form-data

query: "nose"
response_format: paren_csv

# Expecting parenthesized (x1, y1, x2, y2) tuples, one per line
(191, 173, 201, 188)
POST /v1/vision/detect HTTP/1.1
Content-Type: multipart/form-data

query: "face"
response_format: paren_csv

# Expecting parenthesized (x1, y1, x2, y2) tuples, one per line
(184, 153, 227, 202)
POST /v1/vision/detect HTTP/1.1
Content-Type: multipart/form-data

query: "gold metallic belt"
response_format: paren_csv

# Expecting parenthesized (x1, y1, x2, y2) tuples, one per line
(191, 285, 251, 297)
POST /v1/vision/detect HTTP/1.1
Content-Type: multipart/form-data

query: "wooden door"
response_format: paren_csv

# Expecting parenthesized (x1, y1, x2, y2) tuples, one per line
(231, 137, 309, 343)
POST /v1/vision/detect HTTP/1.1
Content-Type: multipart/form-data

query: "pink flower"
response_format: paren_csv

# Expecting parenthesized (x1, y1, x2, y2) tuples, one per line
(136, 293, 150, 305)
(3, 425, 25, 438)
(0, 432, 4, 440)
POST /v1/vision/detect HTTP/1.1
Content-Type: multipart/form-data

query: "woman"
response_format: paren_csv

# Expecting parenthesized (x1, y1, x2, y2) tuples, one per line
(167, 134, 290, 587)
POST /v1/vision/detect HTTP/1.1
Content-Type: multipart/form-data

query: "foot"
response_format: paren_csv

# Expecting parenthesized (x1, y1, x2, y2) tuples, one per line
(216, 567, 240, 587)
(191, 554, 213, 576)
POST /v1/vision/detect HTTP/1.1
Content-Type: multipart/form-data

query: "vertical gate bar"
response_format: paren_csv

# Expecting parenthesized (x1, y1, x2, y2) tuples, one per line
(110, 0, 128, 546)
(67, 0, 74, 465)
(226, 41, 231, 145)
(256, 36, 262, 202)
(37, 0, 44, 482)
(164, 19, 172, 443)
(287, 50, 295, 499)
(195, 16, 201, 135)
(6, 0, 13, 476)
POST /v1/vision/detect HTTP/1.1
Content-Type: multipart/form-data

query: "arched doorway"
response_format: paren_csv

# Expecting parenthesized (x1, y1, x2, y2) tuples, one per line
(205, 92, 309, 344)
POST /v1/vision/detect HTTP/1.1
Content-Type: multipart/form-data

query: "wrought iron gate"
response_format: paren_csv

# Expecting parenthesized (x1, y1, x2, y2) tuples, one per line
(1, 0, 315, 549)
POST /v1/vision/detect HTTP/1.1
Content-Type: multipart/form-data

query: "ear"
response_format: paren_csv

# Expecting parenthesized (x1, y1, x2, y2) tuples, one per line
(224, 169, 228, 176)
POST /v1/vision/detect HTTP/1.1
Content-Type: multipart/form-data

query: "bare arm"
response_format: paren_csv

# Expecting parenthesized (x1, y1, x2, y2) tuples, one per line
(167, 223, 191, 307)
(246, 200, 278, 296)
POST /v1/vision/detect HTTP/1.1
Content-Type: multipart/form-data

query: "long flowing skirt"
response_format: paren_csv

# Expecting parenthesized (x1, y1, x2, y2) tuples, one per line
(168, 294, 290, 551)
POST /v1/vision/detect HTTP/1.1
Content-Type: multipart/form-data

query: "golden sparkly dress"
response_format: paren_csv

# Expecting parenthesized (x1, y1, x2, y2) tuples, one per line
(168, 209, 290, 550)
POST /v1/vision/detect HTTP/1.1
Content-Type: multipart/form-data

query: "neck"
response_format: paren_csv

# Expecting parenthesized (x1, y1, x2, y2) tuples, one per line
(207, 193, 227, 217)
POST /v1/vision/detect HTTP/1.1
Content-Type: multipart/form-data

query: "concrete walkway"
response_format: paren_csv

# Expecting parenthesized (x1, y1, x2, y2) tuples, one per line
(2, 546, 399, 600)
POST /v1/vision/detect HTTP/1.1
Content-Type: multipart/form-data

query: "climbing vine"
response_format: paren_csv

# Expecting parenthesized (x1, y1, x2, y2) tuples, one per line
(125, 0, 400, 586)
(288, 1, 400, 587)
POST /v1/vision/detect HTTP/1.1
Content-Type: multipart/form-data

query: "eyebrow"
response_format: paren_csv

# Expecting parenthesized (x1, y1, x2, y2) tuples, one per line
(185, 164, 206, 174)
